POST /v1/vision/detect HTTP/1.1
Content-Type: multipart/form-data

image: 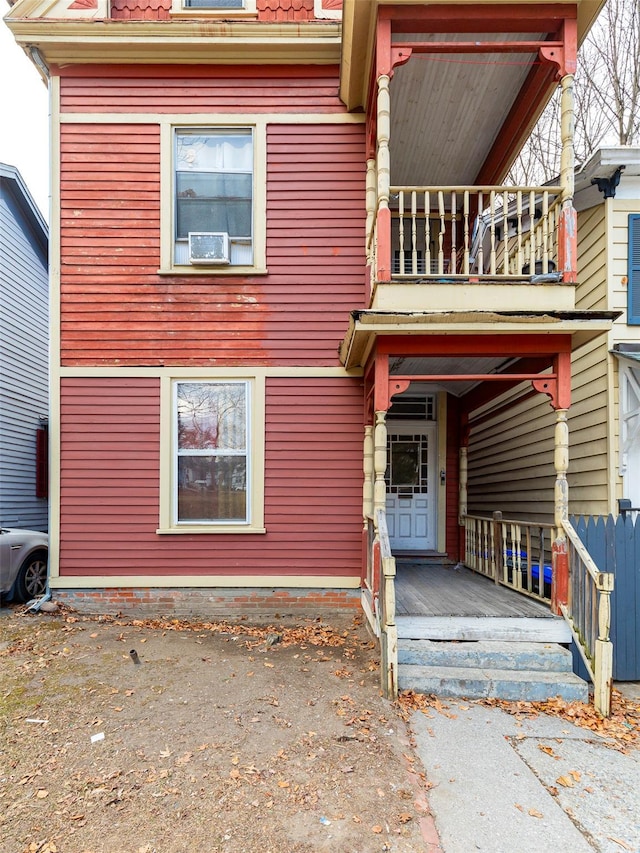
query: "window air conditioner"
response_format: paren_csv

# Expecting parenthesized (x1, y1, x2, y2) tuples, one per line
(188, 232, 230, 265)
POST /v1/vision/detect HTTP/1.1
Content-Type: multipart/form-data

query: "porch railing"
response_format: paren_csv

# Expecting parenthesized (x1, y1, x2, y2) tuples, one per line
(463, 511, 554, 604)
(463, 512, 614, 716)
(363, 509, 398, 700)
(560, 518, 614, 717)
(379, 185, 562, 280)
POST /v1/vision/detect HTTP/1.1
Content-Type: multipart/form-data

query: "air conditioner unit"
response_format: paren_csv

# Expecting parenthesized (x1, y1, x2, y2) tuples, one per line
(188, 232, 230, 265)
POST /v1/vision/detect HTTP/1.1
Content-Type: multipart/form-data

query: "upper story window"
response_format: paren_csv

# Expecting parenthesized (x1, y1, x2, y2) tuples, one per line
(175, 128, 253, 267)
(160, 120, 266, 275)
(170, 0, 256, 14)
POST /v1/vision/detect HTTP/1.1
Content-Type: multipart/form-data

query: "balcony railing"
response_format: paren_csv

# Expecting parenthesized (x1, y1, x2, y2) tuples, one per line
(371, 185, 564, 282)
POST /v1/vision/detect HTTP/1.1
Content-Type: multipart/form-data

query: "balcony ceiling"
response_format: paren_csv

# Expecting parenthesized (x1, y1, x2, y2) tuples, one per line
(389, 34, 538, 186)
(389, 354, 516, 396)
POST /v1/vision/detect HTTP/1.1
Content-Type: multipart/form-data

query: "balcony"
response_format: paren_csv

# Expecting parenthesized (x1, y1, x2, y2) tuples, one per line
(368, 183, 577, 313)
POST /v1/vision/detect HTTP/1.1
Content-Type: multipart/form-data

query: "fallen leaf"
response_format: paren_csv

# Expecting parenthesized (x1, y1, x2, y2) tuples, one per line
(608, 837, 634, 850)
(36, 788, 49, 798)
(264, 662, 274, 668)
(398, 812, 413, 823)
(372, 825, 383, 834)
(556, 775, 575, 788)
(528, 808, 543, 818)
(277, 780, 290, 788)
(569, 770, 582, 782)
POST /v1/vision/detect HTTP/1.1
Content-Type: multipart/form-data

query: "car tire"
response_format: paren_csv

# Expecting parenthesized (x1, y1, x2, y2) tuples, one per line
(13, 552, 48, 602)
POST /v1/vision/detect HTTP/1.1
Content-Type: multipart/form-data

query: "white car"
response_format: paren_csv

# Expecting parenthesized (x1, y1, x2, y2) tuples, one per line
(0, 528, 48, 602)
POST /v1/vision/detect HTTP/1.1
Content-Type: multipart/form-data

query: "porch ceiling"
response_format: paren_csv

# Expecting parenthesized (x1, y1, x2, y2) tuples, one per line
(390, 37, 536, 187)
(341, 0, 607, 183)
(339, 309, 618, 371)
(389, 355, 515, 396)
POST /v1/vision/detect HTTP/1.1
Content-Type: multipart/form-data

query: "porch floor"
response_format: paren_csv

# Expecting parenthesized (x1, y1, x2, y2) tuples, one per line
(395, 560, 555, 619)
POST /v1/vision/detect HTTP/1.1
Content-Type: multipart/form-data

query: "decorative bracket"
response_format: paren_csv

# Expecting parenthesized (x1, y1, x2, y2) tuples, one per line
(539, 43, 576, 80)
(532, 377, 563, 409)
(592, 166, 625, 199)
(391, 47, 413, 73)
(387, 379, 411, 409)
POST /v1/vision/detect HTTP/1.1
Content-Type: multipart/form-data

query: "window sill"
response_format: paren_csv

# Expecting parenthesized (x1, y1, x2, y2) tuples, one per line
(169, 8, 257, 17)
(157, 265, 268, 276)
(156, 526, 266, 535)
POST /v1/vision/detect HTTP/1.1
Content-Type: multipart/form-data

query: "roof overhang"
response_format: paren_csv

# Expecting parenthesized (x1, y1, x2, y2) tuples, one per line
(3, 16, 342, 66)
(339, 309, 619, 370)
(340, 0, 607, 113)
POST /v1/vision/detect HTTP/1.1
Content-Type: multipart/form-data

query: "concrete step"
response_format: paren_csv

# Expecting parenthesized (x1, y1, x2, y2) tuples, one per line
(398, 663, 589, 703)
(398, 639, 574, 673)
(396, 615, 572, 642)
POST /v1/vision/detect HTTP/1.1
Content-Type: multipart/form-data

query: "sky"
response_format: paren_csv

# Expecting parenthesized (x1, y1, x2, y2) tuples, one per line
(0, 12, 50, 220)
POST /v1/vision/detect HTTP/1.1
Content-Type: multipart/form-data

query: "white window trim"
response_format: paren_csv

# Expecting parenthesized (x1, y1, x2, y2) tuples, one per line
(159, 118, 267, 275)
(158, 374, 266, 533)
(170, 0, 257, 17)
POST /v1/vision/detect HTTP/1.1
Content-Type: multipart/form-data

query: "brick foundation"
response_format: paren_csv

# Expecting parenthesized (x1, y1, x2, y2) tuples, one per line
(52, 586, 362, 622)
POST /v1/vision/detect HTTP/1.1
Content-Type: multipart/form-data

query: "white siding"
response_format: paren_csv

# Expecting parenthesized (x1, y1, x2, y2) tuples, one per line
(0, 171, 49, 531)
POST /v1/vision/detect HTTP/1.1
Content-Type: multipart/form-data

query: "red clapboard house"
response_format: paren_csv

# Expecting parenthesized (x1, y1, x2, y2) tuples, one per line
(7, 0, 618, 705)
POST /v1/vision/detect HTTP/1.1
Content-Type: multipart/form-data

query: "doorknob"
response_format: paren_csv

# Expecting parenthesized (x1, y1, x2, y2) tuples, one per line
(440, 469, 446, 484)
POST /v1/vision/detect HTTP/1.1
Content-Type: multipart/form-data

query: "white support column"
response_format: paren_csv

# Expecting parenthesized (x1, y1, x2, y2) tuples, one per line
(365, 157, 377, 262)
(458, 445, 468, 525)
(373, 410, 388, 512)
(559, 74, 575, 207)
(554, 409, 569, 531)
(376, 75, 391, 215)
(363, 424, 374, 523)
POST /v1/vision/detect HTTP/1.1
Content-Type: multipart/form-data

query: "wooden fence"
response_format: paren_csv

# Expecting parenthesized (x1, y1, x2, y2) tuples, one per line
(571, 514, 640, 681)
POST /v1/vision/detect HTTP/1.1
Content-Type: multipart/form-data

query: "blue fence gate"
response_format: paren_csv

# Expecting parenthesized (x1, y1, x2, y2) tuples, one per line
(571, 514, 640, 681)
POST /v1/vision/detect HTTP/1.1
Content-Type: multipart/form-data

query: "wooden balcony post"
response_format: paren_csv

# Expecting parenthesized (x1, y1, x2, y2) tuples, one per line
(363, 424, 374, 521)
(365, 157, 376, 262)
(376, 74, 392, 281)
(558, 73, 577, 283)
(458, 444, 468, 525)
(594, 572, 614, 716)
(552, 408, 570, 613)
(373, 410, 388, 512)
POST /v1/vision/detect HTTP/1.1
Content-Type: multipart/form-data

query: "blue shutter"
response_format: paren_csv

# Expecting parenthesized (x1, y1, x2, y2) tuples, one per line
(628, 214, 640, 324)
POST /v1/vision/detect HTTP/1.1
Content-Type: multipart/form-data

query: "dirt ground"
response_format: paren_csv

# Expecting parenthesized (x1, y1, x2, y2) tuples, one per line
(0, 606, 433, 853)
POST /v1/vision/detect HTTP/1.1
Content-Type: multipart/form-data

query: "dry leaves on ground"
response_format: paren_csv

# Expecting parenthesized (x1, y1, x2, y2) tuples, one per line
(397, 688, 640, 749)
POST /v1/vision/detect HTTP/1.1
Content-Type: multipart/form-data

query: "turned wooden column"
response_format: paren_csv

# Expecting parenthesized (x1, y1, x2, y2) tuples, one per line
(373, 410, 388, 512)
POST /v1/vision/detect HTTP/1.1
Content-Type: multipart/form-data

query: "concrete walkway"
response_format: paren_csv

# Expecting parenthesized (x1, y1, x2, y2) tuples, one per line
(411, 700, 640, 853)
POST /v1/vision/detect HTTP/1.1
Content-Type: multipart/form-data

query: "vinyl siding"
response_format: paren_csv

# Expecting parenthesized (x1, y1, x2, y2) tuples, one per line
(467, 202, 613, 520)
(58, 376, 363, 579)
(0, 178, 48, 530)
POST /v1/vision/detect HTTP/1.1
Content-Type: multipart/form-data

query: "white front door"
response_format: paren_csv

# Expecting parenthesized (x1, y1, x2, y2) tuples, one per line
(385, 422, 437, 551)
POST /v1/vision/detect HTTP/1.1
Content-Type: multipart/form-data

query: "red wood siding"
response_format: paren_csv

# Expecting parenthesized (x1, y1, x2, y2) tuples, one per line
(59, 120, 366, 367)
(59, 376, 363, 579)
(58, 66, 346, 114)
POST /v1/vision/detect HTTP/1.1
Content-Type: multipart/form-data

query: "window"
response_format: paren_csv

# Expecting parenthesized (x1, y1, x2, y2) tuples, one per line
(174, 128, 253, 267)
(161, 120, 266, 274)
(175, 381, 249, 524)
(171, 0, 256, 13)
(158, 374, 265, 533)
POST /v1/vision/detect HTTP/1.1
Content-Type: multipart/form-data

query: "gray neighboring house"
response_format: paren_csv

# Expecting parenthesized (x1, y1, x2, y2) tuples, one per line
(0, 163, 49, 531)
